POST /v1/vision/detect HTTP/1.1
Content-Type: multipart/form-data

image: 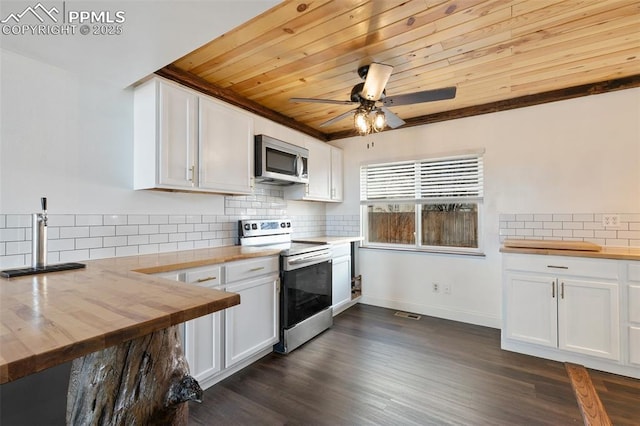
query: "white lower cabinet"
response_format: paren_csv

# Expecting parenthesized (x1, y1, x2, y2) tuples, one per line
(505, 273, 619, 360)
(502, 253, 640, 379)
(160, 255, 279, 390)
(331, 243, 352, 315)
(224, 275, 279, 368)
(181, 266, 223, 383)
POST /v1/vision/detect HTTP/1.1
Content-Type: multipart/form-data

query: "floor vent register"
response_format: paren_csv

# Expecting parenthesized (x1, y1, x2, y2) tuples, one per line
(394, 311, 421, 320)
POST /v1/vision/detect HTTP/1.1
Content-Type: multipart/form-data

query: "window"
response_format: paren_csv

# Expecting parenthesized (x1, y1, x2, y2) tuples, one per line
(361, 153, 483, 254)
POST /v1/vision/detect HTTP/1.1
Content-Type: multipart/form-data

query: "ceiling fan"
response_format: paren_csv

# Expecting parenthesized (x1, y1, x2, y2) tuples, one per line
(290, 63, 457, 134)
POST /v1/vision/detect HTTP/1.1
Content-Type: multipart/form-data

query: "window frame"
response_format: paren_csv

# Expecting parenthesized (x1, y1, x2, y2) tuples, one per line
(360, 152, 485, 256)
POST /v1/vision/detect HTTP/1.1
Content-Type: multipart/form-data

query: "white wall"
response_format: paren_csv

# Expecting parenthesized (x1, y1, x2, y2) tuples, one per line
(328, 88, 640, 327)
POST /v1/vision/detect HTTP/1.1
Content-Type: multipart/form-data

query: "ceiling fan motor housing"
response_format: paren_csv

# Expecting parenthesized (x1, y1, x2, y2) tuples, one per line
(351, 82, 384, 108)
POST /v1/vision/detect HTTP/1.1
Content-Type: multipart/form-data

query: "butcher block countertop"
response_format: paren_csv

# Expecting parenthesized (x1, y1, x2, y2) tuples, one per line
(500, 239, 640, 261)
(0, 245, 281, 384)
(294, 236, 363, 245)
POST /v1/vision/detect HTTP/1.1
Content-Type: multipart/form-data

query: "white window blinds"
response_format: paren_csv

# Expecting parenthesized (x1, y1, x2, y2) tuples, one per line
(361, 155, 483, 201)
(360, 161, 417, 200)
(419, 156, 483, 200)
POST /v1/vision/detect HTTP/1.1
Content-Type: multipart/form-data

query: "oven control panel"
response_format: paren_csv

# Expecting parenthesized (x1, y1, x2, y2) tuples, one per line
(239, 219, 292, 238)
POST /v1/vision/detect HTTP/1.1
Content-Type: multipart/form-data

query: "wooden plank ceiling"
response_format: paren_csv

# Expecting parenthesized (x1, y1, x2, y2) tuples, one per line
(159, 0, 640, 140)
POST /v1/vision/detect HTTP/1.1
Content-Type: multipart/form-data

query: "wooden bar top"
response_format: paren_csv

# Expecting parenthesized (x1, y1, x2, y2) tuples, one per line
(500, 239, 640, 261)
(0, 245, 281, 384)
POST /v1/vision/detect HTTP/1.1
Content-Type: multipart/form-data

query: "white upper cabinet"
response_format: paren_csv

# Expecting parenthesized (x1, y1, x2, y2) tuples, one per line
(286, 140, 343, 202)
(199, 96, 253, 193)
(158, 83, 198, 188)
(134, 77, 253, 195)
(330, 146, 343, 202)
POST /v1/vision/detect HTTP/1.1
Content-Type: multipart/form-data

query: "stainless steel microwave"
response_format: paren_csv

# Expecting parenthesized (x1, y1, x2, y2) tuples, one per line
(255, 135, 309, 185)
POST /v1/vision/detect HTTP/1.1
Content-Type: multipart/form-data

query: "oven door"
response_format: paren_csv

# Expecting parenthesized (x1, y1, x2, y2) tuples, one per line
(281, 258, 332, 329)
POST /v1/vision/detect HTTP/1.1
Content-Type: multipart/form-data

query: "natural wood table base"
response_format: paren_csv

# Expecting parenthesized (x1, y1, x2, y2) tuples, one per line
(67, 325, 201, 425)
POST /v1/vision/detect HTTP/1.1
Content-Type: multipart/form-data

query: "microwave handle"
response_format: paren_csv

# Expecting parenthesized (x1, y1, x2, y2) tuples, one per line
(296, 155, 303, 177)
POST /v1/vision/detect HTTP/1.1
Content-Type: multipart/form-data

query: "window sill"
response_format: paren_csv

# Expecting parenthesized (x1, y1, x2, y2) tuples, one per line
(360, 245, 486, 258)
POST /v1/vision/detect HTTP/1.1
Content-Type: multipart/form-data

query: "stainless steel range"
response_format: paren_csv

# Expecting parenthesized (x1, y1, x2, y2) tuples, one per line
(239, 219, 333, 354)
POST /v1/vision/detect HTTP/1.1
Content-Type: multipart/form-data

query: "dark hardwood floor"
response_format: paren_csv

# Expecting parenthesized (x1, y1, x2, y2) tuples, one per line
(189, 304, 640, 425)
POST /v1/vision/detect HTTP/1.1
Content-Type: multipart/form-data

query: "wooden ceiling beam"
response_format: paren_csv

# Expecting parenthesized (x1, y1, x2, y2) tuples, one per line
(155, 65, 328, 142)
(327, 74, 640, 140)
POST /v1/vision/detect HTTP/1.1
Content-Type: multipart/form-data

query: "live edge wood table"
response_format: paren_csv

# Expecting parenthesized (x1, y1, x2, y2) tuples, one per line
(0, 245, 280, 425)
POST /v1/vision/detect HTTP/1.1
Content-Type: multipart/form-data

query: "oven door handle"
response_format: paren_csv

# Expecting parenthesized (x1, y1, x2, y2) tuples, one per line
(288, 253, 332, 266)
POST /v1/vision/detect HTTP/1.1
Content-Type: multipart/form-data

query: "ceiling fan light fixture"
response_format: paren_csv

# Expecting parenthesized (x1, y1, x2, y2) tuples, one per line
(373, 108, 386, 132)
(354, 109, 370, 135)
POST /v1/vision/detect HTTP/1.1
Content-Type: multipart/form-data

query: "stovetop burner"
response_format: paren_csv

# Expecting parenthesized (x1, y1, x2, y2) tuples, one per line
(238, 219, 329, 256)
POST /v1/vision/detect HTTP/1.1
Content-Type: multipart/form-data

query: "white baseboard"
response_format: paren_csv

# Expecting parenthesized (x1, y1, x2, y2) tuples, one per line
(360, 295, 501, 329)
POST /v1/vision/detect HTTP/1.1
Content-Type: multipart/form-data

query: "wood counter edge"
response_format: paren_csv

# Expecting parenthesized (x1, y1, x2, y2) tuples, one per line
(1, 291, 240, 384)
(500, 245, 640, 261)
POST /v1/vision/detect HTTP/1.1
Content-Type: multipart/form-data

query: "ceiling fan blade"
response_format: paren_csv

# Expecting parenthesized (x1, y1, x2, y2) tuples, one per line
(289, 97, 356, 105)
(383, 86, 457, 107)
(319, 108, 358, 127)
(361, 63, 393, 101)
(380, 107, 406, 129)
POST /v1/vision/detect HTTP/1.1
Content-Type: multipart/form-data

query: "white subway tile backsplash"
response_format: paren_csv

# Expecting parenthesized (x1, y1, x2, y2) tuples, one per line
(60, 226, 90, 239)
(124, 215, 147, 225)
(169, 215, 187, 224)
(128, 235, 149, 245)
(6, 214, 31, 227)
(1, 191, 340, 268)
(0, 228, 26, 242)
(49, 239, 75, 251)
(178, 224, 194, 233)
(48, 215, 75, 227)
(90, 247, 115, 260)
(103, 236, 128, 247)
(76, 215, 103, 226)
(75, 237, 103, 250)
(499, 212, 640, 248)
(139, 225, 159, 235)
(6, 241, 30, 255)
(60, 250, 89, 262)
(149, 234, 169, 244)
(90, 226, 115, 237)
(116, 225, 139, 236)
(159, 224, 178, 233)
(116, 246, 139, 257)
(104, 214, 127, 226)
(149, 215, 169, 225)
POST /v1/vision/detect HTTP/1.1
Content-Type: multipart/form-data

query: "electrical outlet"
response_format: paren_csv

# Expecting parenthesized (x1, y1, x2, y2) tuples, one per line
(432, 283, 440, 293)
(443, 284, 451, 295)
(602, 214, 620, 228)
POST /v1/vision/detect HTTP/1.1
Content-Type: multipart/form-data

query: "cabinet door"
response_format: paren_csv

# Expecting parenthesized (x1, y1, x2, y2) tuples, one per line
(199, 97, 253, 194)
(182, 265, 224, 383)
(330, 146, 343, 201)
(158, 82, 198, 188)
(332, 255, 351, 314)
(504, 273, 557, 347)
(306, 139, 332, 200)
(184, 311, 222, 383)
(224, 275, 279, 368)
(558, 279, 620, 360)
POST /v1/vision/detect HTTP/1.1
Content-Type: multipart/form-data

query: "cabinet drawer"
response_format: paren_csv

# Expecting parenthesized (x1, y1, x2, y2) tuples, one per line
(630, 285, 640, 323)
(630, 327, 640, 366)
(226, 256, 279, 283)
(331, 243, 350, 258)
(628, 262, 640, 283)
(503, 253, 618, 279)
(183, 265, 223, 287)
